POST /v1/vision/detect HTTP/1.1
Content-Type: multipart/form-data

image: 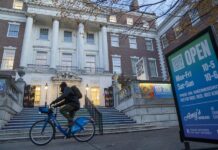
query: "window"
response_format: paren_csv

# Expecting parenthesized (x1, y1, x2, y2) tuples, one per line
(189, 8, 200, 26)
(13, 0, 23, 10)
(64, 31, 72, 42)
(91, 87, 100, 106)
(34, 86, 41, 105)
(1, 48, 15, 70)
(36, 51, 48, 65)
(111, 35, 119, 47)
(86, 55, 96, 73)
(127, 18, 133, 25)
(143, 20, 149, 29)
(87, 33, 95, 44)
(173, 22, 182, 39)
(129, 37, 137, 49)
(131, 57, 139, 75)
(148, 58, 158, 77)
(7, 23, 20, 38)
(109, 15, 117, 23)
(145, 38, 154, 51)
(161, 34, 168, 49)
(112, 56, 121, 74)
(39, 28, 49, 40)
(61, 53, 72, 67)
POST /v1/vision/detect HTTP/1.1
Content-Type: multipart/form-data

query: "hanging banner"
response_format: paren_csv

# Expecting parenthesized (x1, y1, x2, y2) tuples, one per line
(166, 27, 218, 143)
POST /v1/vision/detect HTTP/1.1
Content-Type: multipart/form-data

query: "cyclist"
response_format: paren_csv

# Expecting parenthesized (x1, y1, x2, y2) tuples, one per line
(50, 82, 80, 128)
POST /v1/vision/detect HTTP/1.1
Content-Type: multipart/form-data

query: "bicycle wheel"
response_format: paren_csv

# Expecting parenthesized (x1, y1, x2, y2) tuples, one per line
(73, 118, 95, 142)
(29, 120, 55, 146)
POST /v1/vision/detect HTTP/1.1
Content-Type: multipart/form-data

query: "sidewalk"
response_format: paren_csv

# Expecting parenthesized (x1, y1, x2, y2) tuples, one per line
(0, 127, 217, 150)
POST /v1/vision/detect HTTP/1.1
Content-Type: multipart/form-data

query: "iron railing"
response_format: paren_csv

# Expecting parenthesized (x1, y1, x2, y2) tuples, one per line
(85, 96, 103, 135)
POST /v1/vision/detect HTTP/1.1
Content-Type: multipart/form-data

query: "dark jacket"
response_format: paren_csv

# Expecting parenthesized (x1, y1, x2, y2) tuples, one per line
(51, 87, 79, 107)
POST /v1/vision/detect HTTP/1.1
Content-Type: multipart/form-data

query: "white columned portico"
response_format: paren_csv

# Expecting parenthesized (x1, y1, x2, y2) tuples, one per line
(50, 19, 59, 69)
(101, 26, 109, 71)
(77, 23, 85, 69)
(20, 16, 33, 67)
(98, 29, 104, 68)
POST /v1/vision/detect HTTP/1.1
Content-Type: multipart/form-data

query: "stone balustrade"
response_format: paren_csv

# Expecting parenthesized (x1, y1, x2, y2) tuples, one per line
(0, 74, 25, 129)
(114, 80, 178, 127)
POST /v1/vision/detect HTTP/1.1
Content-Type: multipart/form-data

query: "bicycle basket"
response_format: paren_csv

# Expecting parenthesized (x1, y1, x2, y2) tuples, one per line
(39, 106, 49, 113)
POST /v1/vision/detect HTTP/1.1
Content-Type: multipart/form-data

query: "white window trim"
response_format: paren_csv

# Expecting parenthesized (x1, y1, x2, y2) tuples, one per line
(35, 51, 49, 65)
(130, 56, 139, 75)
(143, 20, 149, 29)
(173, 22, 182, 39)
(7, 22, 20, 38)
(129, 36, 137, 49)
(161, 34, 168, 49)
(39, 28, 49, 40)
(148, 58, 158, 77)
(13, 0, 23, 10)
(145, 38, 154, 51)
(63, 30, 73, 43)
(127, 17, 133, 25)
(109, 15, 117, 23)
(112, 55, 122, 74)
(189, 8, 200, 26)
(111, 34, 119, 47)
(86, 32, 95, 45)
(1, 47, 16, 70)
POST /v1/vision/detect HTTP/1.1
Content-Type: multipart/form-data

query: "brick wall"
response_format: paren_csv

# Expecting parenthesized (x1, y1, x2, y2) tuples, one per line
(0, 0, 14, 9)
(0, 19, 25, 70)
(160, 0, 218, 79)
(108, 32, 162, 80)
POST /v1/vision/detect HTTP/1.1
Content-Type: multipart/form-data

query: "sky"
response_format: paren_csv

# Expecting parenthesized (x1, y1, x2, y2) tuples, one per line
(91, 0, 178, 25)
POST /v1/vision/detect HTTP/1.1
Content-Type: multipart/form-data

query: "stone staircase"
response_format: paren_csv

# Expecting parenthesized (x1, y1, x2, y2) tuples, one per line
(0, 107, 165, 142)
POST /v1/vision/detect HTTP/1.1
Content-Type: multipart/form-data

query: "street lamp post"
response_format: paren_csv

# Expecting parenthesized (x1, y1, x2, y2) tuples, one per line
(45, 83, 48, 106)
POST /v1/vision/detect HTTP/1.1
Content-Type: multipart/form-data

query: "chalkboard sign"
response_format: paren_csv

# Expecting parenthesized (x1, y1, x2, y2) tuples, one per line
(166, 27, 218, 144)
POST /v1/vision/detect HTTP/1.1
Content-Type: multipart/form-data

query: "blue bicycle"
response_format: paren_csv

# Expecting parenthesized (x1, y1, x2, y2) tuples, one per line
(29, 106, 95, 146)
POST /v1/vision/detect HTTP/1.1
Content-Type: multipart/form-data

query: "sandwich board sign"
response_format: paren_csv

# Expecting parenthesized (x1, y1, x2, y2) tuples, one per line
(166, 27, 218, 145)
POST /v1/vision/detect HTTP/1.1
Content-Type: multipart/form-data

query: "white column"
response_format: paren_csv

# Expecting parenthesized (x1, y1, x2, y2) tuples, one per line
(98, 30, 104, 68)
(156, 37, 167, 80)
(101, 26, 109, 71)
(77, 23, 85, 69)
(50, 19, 59, 69)
(20, 16, 33, 67)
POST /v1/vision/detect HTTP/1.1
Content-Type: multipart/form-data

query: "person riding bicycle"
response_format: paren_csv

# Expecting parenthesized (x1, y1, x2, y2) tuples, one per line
(50, 82, 80, 128)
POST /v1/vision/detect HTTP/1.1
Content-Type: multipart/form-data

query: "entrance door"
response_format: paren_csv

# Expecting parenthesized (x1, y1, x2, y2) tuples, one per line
(23, 85, 35, 108)
(34, 86, 41, 106)
(90, 87, 100, 106)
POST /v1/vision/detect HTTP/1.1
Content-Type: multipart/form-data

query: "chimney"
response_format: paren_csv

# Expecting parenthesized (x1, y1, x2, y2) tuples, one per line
(130, 0, 139, 11)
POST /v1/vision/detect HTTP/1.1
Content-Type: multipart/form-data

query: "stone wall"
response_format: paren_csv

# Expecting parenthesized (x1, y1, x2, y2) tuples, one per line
(116, 98, 178, 127)
(0, 74, 25, 129)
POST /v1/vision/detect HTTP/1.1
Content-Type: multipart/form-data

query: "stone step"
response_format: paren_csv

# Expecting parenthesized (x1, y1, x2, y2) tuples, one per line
(8, 117, 132, 124)
(0, 125, 165, 142)
(2, 121, 136, 130)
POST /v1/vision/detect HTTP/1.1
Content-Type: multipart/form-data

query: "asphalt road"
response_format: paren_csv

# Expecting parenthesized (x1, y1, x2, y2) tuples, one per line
(0, 127, 218, 150)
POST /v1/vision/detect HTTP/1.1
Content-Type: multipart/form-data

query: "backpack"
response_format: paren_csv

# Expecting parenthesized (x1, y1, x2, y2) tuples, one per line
(71, 86, 82, 99)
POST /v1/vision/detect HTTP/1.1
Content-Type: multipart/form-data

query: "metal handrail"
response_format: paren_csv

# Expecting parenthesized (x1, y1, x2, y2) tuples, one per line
(85, 96, 103, 135)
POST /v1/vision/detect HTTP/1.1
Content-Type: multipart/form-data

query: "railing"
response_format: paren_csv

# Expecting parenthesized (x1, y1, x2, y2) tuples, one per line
(85, 96, 103, 135)
(56, 66, 79, 73)
(117, 86, 132, 105)
(27, 64, 50, 73)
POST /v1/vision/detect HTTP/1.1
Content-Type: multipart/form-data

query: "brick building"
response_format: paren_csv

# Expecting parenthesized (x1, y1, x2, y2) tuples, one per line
(0, 0, 26, 76)
(158, 0, 218, 79)
(0, 0, 164, 107)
